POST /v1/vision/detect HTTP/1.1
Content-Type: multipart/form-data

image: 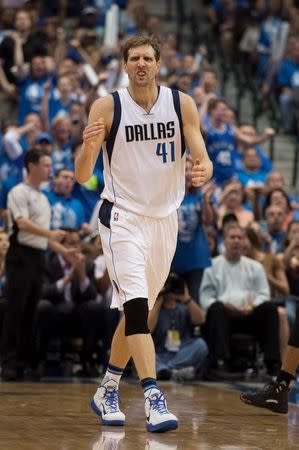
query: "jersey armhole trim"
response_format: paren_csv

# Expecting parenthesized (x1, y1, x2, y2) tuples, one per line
(106, 91, 122, 163)
(171, 88, 186, 157)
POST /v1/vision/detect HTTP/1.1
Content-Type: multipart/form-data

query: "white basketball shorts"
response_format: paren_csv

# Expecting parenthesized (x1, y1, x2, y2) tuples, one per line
(98, 199, 178, 310)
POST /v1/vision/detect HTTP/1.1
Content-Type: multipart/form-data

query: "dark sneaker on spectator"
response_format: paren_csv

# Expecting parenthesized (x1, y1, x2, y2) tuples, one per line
(240, 380, 289, 414)
(1, 367, 24, 382)
(157, 368, 172, 381)
(24, 366, 43, 381)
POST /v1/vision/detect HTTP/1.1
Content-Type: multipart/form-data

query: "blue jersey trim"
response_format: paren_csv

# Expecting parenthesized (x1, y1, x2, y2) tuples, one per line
(171, 88, 185, 157)
(106, 91, 121, 164)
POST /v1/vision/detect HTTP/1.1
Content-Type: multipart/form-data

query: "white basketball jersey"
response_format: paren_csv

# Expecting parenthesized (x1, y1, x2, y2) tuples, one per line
(101, 86, 186, 218)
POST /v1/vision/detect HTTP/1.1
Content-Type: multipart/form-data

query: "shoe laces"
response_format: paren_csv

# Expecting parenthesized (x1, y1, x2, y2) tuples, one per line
(103, 385, 120, 412)
(148, 391, 169, 415)
(264, 381, 285, 394)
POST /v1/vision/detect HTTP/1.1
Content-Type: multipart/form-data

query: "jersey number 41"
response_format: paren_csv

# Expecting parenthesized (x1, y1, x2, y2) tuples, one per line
(156, 141, 175, 163)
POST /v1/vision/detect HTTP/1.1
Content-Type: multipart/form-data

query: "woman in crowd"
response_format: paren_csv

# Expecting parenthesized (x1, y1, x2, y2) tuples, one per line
(243, 226, 290, 360)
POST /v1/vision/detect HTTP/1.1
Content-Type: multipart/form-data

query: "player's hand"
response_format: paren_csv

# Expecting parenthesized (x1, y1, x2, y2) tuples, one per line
(83, 119, 105, 145)
(191, 159, 210, 187)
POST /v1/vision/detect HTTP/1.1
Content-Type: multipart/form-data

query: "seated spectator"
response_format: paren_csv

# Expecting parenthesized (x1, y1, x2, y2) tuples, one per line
(277, 37, 299, 133)
(41, 75, 79, 128)
(284, 241, 299, 298)
(149, 273, 208, 381)
(69, 102, 86, 142)
(19, 113, 42, 150)
(200, 223, 281, 376)
(0, 229, 9, 338)
(44, 167, 89, 234)
(263, 188, 294, 231)
(0, 9, 47, 85)
(192, 68, 219, 112)
(18, 55, 52, 124)
(217, 211, 239, 255)
(263, 204, 287, 253)
(263, 171, 299, 212)
(279, 220, 299, 255)
(34, 132, 53, 153)
(171, 157, 213, 302)
(282, 240, 299, 328)
(217, 180, 253, 228)
(50, 116, 73, 173)
(199, 98, 275, 186)
(256, 2, 289, 93)
(205, 225, 219, 258)
(243, 226, 290, 360)
(234, 124, 273, 174)
(37, 229, 103, 375)
(237, 147, 268, 188)
(264, 170, 285, 194)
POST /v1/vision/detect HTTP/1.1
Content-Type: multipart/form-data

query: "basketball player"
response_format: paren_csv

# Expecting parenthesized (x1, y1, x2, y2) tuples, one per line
(75, 35, 213, 432)
(240, 305, 299, 414)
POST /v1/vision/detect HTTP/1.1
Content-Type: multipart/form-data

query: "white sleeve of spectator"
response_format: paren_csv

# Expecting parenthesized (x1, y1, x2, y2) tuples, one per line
(3, 129, 23, 160)
(56, 279, 64, 292)
(7, 187, 29, 220)
(199, 267, 217, 311)
(252, 264, 270, 306)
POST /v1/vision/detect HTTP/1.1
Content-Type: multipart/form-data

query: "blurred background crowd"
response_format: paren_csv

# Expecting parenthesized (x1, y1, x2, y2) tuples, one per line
(1, 0, 299, 383)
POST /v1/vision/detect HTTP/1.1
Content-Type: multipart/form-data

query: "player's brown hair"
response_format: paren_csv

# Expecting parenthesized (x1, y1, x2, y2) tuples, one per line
(122, 35, 160, 62)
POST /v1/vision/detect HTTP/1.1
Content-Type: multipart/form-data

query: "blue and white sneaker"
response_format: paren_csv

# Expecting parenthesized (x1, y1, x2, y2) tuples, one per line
(91, 379, 125, 426)
(145, 388, 178, 433)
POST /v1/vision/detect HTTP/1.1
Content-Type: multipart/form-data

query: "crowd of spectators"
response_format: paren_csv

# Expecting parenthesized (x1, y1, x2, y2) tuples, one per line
(208, 0, 299, 133)
(0, 0, 299, 382)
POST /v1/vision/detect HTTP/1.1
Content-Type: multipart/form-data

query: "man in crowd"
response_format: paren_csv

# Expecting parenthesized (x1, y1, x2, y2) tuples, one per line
(200, 223, 281, 376)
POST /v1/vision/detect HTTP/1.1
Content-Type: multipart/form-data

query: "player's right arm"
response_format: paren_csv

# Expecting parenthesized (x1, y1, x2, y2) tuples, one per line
(75, 95, 113, 184)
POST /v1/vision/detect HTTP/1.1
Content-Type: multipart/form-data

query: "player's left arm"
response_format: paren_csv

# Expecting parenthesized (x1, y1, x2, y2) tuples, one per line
(181, 93, 213, 187)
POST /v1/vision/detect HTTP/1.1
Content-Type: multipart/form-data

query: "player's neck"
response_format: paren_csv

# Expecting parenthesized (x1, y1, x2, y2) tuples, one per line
(128, 85, 159, 113)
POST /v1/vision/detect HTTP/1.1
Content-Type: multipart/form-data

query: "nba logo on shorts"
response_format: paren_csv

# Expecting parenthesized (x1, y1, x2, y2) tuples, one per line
(114, 212, 119, 221)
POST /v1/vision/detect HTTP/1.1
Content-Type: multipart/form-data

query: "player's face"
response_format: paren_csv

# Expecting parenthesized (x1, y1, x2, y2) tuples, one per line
(124, 45, 160, 87)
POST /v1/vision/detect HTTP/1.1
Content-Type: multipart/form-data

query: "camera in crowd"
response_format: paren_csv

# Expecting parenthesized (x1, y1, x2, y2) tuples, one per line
(160, 272, 185, 296)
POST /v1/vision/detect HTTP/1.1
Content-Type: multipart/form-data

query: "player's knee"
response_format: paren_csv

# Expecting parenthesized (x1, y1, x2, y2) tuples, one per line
(124, 298, 149, 336)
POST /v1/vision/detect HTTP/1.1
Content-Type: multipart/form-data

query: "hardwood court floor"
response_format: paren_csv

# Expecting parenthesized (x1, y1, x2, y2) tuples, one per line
(0, 381, 299, 450)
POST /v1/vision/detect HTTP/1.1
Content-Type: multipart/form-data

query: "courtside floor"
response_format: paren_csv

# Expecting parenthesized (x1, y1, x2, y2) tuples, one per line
(0, 380, 299, 450)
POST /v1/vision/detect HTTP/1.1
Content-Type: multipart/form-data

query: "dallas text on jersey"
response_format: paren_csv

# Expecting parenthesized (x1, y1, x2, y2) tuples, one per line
(125, 121, 175, 142)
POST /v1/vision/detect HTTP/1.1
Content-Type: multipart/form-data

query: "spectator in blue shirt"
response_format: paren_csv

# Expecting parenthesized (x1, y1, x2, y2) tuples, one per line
(200, 98, 275, 186)
(237, 148, 268, 188)
(149, 273, 208, 381)
(264, 204, 287, 253)
(234, 123, 273, 174)
(72, 142, 104, 222)
(18, 55, 52, 124)
(50, 116, 73, 173)
(172, 157, 213, 302)
(44, 167, 90, 234)
(41, 75, 78, 128)
(277, 38, 299, 132)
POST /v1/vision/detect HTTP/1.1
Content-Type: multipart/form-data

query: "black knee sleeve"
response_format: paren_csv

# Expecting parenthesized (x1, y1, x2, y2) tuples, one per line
(124, 298, 149, 336)
(289, 305, 299, 348)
